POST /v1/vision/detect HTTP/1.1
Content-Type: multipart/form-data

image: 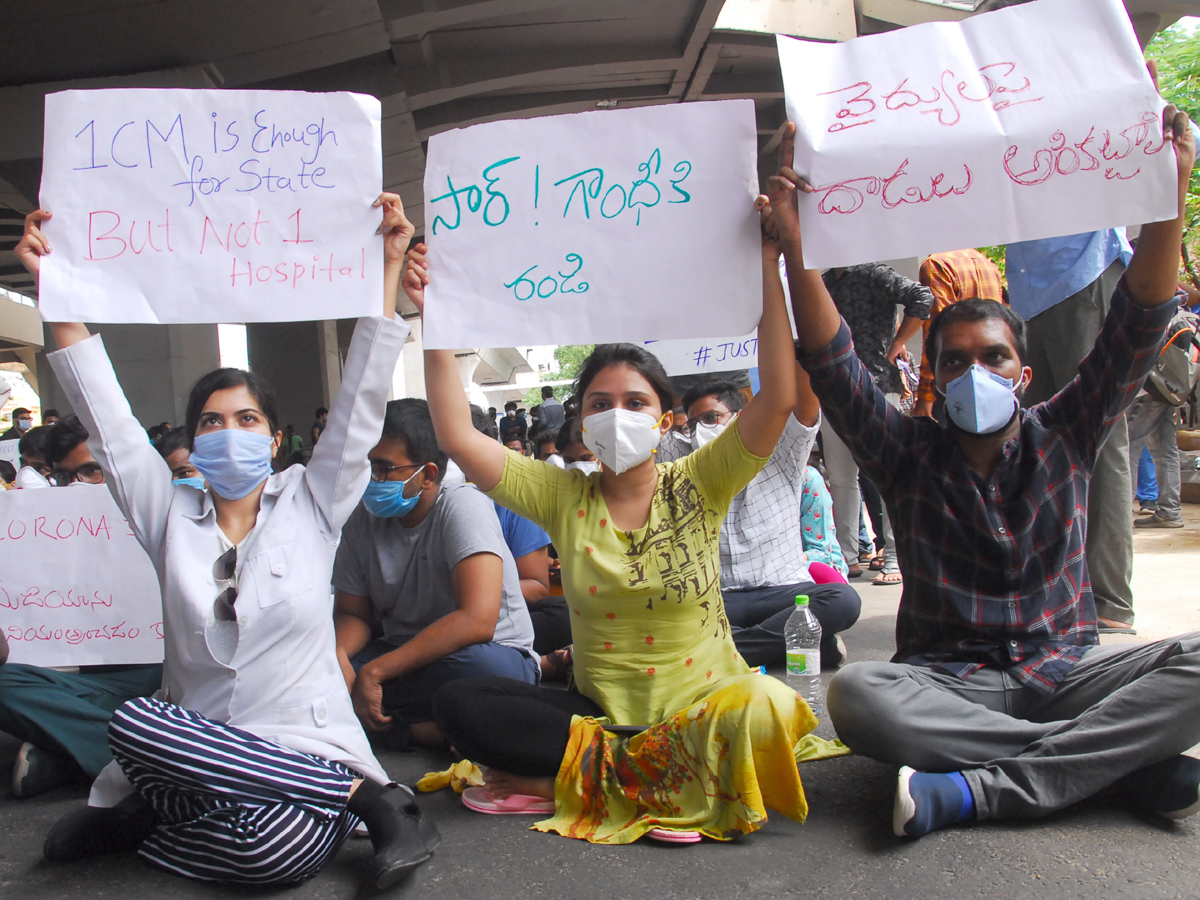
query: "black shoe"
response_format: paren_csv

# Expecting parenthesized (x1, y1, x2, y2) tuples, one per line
(44, 793, 157, 862)
(1118, 755, 1200, 820)
(361, 785, 440, 890)
(12, 743, 79, 798)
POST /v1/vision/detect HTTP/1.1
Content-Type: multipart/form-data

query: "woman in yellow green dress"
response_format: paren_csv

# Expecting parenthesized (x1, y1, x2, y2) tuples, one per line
(407, 197, 829, 844)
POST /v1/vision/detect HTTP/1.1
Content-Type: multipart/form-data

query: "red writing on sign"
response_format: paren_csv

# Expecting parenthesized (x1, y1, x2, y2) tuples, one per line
(1003, 112, 1166, 185)
(811, 159, 973, 216)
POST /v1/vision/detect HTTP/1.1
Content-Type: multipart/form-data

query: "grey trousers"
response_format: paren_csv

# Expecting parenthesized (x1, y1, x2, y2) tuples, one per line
(1022, 258, 1134, 624)
(827, 634, 1200, 820)
(1127, 395, 1182, 520)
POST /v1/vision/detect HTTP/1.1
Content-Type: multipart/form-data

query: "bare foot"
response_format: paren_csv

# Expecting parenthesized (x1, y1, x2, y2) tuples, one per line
(482, 769, 555, 801)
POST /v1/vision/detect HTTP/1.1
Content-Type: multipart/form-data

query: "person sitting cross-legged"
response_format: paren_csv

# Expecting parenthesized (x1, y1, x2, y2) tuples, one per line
(678, 376, 861, 670)
(770, 105, 1200, 838)
(333, 399, 539, 752)
(0, 417, 163, 798)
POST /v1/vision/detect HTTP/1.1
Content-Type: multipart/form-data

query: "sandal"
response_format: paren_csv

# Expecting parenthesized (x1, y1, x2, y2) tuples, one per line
(872, 555, 902, 586)
(847, 563, 864, 579)
(461, 787, 555, 815)
(646, 827, 702, 844)
(868, 554, 886, 572)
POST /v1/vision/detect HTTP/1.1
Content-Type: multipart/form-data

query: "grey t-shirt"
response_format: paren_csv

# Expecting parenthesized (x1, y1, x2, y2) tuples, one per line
(333, 483, 536, 657)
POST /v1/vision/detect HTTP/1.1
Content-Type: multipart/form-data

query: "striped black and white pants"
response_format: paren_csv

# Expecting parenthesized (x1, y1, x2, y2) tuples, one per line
(108, 696, 362, 885)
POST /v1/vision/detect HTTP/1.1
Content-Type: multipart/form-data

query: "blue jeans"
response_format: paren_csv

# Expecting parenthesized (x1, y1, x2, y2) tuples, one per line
(351, 639, 538, 725)
(1136, 445, 1158, 503)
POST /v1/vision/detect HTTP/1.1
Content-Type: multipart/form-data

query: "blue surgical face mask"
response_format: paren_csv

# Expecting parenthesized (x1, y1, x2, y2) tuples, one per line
(940, 364, 1021, 435)
(362, 468, 424, 518)
(173, 476, 207, 491)
(189, 430, 275, 500)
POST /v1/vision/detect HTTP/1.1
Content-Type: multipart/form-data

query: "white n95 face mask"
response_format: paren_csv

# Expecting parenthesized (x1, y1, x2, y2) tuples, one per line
(565, 459, 599, 475)
(941, 364, 1019, 435)
(690, 418, 732, 450)
(581, 408, 664, 475)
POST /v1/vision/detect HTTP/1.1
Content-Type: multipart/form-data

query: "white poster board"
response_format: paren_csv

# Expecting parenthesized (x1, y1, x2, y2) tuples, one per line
(778, 0, 1176, 269)
(422, 100, 763, 348)
(38, 89, 383, 324)
(0, 441, 17, 467)
(644, 335, 760, 376)
(0, 485, 164, 667)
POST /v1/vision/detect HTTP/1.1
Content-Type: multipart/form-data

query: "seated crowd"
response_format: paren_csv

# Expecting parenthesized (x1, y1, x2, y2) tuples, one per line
(0, 93, 1198, 892)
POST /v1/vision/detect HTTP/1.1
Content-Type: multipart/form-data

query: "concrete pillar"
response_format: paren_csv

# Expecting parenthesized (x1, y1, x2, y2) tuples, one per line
(315, 320, 343, 408)
(35, 322, 219, 427)
(394, 316, 425, 400)
(245, 321, 328, 443)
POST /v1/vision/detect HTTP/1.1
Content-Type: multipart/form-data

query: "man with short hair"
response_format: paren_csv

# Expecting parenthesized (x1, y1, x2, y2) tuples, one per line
(772, 107, 1200, 836)
(41, 408, 60, 426)
(681, 372, 861, 670)
(334, 399, 537, 750)
(534, 386, 565, 440)
(45, 415, 104, 486)
(1, 407, 33, 441)
(14, 424, 53, 488)
(0, 416, 162, 797)
(311, 406, 329, 445)
(497, 401, 526, 444)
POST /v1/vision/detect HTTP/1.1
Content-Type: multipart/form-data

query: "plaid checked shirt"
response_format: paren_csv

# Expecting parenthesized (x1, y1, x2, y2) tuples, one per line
(720, 413, 820, 589)
(801, 279, 1175, 693)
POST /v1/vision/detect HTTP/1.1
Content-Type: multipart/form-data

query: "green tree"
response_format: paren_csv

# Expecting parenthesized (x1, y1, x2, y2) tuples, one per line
(1148, 22, 1200, 284)
(522, 344, 594, 408)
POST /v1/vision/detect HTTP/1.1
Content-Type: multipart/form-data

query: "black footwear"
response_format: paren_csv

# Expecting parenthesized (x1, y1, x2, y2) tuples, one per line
(1118, 755, 1200, 820)
(44, 794, 157, 862)
(357, 784, 440, 890)
(12, 743, 79, 798)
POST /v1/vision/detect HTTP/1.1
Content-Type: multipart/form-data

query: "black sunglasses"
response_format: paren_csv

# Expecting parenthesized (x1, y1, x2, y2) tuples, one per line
(213, 546, 238, 623)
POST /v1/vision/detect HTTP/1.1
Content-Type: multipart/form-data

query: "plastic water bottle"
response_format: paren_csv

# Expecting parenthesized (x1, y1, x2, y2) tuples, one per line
(784, 594, 823, 717)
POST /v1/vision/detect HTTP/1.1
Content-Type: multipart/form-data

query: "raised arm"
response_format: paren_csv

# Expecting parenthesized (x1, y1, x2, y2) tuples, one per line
(14, 211, 89, 349)
(731, 198, 798, 458)
(403, 244, 507, 490)
(767, 124, 842, 354)
(19, 211, 175, 560)
(1125, 104, 1197, 307)
(303, 193, 413, 534)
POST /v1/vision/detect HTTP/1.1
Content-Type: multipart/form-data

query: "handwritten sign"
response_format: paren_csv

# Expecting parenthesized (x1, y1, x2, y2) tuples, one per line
(421, 101, 763, 348)
(37, 89, 383, 324)
(0, 485, 164, 667)
(645, 334, 760, 376)
(0, 440, 17, 467)
(778, 0, 1176, 269)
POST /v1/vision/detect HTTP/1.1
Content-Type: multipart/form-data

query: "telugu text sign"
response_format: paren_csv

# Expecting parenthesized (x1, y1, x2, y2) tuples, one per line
(778, 0, 1176, 269)
(38, 89, 383, 324)
(0, 485, 164, 667)
(422, 101, 763, 348)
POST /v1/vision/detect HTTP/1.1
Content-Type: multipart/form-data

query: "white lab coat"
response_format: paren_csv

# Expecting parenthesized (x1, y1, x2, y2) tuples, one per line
(49, 316, 410, 806)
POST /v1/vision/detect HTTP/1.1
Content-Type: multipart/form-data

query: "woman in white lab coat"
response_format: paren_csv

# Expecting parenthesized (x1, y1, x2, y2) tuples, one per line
(14, 194, 437, 891)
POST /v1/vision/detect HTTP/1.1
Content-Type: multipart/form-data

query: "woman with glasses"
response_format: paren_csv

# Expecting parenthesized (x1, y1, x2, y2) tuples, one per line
(13, 194, 439, 891)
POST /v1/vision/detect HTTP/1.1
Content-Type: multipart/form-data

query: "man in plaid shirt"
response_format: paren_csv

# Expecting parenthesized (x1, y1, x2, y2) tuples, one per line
(768, 105, 1200, 838)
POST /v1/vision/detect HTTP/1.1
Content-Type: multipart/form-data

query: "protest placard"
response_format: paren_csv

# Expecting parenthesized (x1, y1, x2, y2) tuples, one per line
(421, 100, 763, 348)
(645, 335, 760, 377)
(777, 0, 1176, 269)
(0, 441, 17, 468)
(37, 89, 383, 324)
(0, 485, 164, 667)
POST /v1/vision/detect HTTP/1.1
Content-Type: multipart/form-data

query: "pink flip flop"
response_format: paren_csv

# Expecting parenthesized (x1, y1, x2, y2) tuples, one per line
(646, 827, 702, 844)
(461, 786, 555, 816)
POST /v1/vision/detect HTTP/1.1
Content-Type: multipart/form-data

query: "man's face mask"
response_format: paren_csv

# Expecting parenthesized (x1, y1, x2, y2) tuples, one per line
(939, 364, 1022, 435)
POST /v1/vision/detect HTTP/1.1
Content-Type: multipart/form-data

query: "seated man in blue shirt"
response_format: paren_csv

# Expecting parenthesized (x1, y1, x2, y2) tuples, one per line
(334, 399, 538, 750)
(770, 105, 1200, 838)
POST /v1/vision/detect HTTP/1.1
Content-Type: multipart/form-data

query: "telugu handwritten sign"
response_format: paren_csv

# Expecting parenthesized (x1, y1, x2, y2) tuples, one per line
(422, 101, 763, 348)
(778, 0, 1176, 269)
(0, 485, 164, 667)
(37, 89, 383, 324)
